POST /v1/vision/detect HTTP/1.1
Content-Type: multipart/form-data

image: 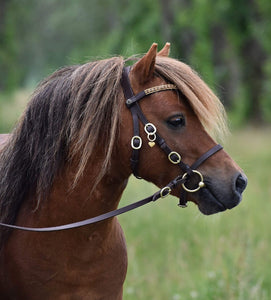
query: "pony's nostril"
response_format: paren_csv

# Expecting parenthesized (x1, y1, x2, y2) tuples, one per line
(235, 173, 247, 194)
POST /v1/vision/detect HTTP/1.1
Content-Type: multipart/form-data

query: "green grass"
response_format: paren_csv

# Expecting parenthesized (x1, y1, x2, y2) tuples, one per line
(119, 127, 271, 300)
(1, 91, 270, 299)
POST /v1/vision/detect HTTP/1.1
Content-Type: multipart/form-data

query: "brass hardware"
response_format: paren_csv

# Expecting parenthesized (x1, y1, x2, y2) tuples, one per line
(131, 136, 142, 150)
(160, 186, 171, 198)
(144, 84, 178, 95)
(144, 123, 157, 134)
(147, 133, 156, 142)
(199, 181, 205, 188)
(181, 170, 205, 193)
(144, 123, 157, 143)
(148, 141, 155, 148)
(168, 151, 182, 164)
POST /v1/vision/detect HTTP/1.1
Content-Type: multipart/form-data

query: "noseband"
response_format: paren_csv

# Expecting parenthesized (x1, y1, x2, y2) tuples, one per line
(121, 66, 223, 207)
(0, 66, 222, 232)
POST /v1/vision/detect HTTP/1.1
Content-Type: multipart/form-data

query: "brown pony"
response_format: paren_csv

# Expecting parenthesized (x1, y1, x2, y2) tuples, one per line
(0, 43, 247, 299)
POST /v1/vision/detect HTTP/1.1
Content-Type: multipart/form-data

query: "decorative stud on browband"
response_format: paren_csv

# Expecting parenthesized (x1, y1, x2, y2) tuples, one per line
(144, 84, 178, 95)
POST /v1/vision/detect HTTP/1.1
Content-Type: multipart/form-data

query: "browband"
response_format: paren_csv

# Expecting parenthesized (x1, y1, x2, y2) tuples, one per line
(126, 84, 178, 108)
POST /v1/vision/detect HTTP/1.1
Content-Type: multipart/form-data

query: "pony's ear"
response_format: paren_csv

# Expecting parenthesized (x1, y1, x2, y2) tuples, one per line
(158, 42, 171, 57)
(131, 43, 157, 83)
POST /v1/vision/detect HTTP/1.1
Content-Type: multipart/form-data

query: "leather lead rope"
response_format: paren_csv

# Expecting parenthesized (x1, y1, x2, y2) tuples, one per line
(0, 175, 187, 232)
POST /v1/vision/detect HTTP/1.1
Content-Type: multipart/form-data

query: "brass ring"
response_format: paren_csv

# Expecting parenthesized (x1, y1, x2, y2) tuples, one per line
(147, 133, 156, 142)
(160, 186, 171, 198)
(181, 170, 205, 193)
(131, 136, 142, 150)
(144, 123, 157, 135)
(168, 151, 182, 164)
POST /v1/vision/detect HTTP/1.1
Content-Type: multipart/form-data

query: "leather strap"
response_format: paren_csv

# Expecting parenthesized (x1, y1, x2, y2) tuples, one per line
(191, 144, 223, 170)
(0, 198, 155, 232)
(121, 67, 141, 178)
(121, 66, 133, 100)
(129, 104, 141, 178)
(0, 175, 186, 232)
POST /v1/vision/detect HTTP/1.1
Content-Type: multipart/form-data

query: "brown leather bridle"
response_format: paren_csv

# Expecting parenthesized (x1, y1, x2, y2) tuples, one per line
(0, 67, 222, 232)
(121, 66, 223, 207)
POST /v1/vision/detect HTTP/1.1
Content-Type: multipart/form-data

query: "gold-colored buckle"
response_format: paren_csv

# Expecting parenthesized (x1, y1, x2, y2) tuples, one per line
(160, 186, 172, 198)
(144, 123, 157, 134)
(131, 136, 142, 150)
(181, 170, 205, 193)
(144, 123, 157, 143)
(168, 151, 182, 164)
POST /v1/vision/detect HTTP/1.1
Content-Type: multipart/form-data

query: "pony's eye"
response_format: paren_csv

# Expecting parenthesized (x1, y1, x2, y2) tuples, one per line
(166, 114, 185, 129)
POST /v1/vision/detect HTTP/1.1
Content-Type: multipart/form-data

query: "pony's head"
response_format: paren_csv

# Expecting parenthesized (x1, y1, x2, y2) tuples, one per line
(118, 43, 247, 214)
(0, 43, 247, 234)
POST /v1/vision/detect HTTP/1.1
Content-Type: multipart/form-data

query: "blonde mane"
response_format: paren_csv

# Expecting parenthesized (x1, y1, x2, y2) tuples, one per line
(155, 56, 228, 140)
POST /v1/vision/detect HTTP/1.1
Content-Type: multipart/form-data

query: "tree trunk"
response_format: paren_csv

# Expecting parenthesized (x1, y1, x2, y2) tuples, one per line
(241, 36, 267, 123)
(160, 0, 174, 42)
(211, 24, 241, 109)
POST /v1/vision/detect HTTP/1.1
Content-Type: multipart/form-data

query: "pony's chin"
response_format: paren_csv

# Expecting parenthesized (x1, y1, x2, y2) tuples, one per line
(197, 188, 227, 215)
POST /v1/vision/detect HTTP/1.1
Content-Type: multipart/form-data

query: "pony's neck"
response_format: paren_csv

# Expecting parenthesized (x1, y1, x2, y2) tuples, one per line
(4, 148, 130, 299)
(18, 145, 131, 233)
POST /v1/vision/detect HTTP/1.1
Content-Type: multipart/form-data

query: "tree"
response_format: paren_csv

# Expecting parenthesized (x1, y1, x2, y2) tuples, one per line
(1, 0, 270, 123)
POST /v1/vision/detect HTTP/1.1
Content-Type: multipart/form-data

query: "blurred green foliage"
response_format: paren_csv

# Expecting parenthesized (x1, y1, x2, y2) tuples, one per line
(0, 0, 271, 126)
